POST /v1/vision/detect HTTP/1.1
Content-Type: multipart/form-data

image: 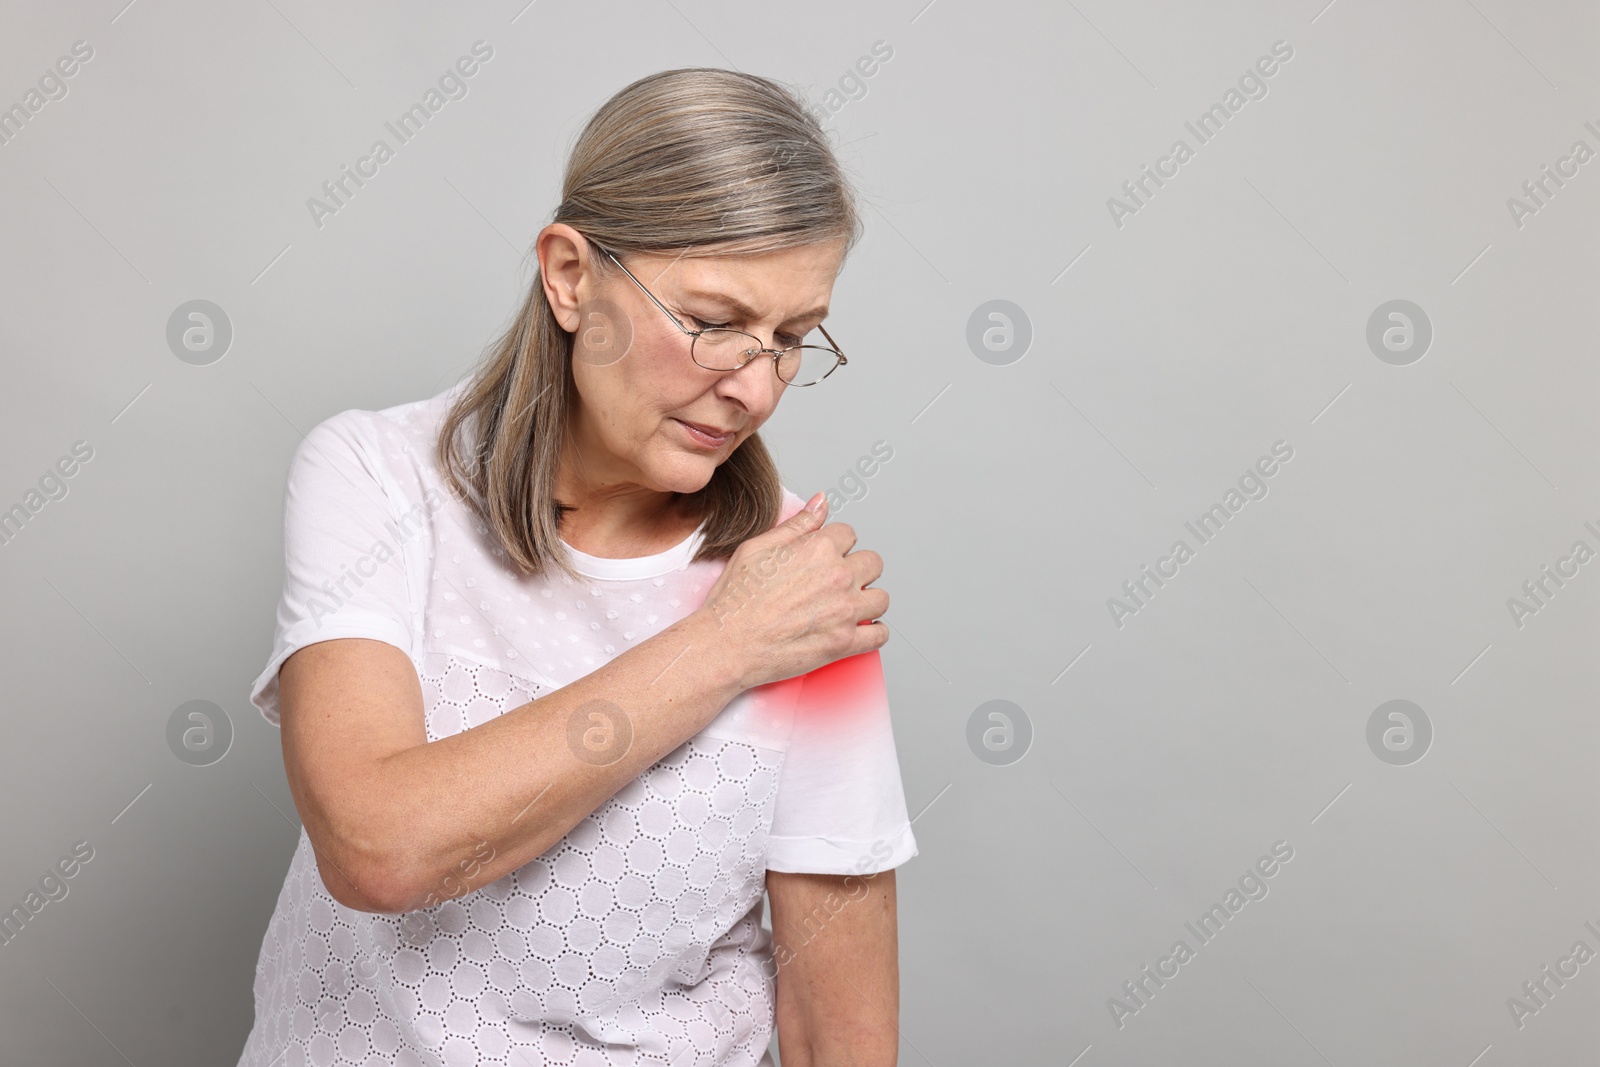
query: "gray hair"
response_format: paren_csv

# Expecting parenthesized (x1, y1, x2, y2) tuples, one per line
(436, 68, 863, 582)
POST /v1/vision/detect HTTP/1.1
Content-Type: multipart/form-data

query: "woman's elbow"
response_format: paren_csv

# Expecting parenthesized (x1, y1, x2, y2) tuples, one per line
(308, 824, 413, 914)
(317, 851, 413, 914)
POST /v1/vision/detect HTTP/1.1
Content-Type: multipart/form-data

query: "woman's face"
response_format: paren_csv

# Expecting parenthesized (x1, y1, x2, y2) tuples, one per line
(544, 227, 847, 503)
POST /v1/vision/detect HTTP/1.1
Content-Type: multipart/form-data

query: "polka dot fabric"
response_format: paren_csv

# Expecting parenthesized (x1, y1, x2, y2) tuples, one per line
(240, 670, 784, 1066)
(240, 384, 914, 1066)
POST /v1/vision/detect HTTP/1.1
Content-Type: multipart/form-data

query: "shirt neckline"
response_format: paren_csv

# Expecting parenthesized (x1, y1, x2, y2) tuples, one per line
(560, 523, 708, 580)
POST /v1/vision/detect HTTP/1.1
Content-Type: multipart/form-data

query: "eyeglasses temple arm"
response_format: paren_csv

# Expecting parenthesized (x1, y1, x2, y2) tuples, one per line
(817, 323, 845, 361)
(600, 246, 699, 338)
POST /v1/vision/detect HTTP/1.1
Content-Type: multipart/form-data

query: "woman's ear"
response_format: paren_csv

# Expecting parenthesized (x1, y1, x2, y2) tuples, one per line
(536, 223, 588, 333)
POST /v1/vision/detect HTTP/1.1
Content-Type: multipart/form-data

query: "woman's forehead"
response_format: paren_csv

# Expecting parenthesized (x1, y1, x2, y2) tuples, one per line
(634, 243, 843, 315)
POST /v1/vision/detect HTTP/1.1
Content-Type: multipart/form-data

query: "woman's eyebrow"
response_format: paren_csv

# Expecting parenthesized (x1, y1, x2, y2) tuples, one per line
(681, 290, 828, 324)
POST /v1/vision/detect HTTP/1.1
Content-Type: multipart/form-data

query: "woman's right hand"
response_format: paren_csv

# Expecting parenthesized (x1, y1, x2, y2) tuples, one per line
(698, 492, 889, 692)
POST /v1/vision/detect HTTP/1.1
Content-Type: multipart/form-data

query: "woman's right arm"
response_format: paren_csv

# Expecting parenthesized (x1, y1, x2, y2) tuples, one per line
(280, 605, 746, 915)
(279, 493, 889, 915)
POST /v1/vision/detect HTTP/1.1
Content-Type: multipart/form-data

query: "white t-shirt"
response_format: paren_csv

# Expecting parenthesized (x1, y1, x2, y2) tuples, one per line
(235, 384, 917, 1067)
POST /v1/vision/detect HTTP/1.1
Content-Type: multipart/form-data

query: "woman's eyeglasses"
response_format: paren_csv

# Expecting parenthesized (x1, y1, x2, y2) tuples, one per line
(589, 241, 847, 387)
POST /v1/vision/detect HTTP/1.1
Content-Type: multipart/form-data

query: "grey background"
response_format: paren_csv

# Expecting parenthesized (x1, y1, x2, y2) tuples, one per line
(1, 0, 1596, 1064)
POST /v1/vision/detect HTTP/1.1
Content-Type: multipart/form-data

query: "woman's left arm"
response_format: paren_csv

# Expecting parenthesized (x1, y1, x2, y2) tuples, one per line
(765, 868, 900, 1067)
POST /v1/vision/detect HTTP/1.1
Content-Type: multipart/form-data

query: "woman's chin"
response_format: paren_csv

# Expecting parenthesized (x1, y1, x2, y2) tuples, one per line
(650, 457, 719, 494)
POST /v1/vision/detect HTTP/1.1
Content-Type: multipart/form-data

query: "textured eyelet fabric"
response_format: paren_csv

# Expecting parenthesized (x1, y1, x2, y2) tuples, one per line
(237, 385, 916, 1066)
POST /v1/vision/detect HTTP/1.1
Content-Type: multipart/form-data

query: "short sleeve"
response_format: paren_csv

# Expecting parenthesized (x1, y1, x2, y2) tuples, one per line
(249, 413, 418, 727)
(765, 651, 917, 875)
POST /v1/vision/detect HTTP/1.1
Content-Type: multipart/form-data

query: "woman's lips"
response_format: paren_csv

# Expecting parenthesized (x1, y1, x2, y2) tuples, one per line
(675, 419, 732, 448)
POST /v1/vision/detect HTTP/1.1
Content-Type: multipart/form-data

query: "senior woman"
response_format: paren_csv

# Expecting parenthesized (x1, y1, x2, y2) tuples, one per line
(235, 68, 916, 1067)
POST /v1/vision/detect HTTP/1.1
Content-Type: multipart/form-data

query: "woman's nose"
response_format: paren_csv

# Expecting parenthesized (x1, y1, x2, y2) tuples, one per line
(718, 350, 784, 403)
